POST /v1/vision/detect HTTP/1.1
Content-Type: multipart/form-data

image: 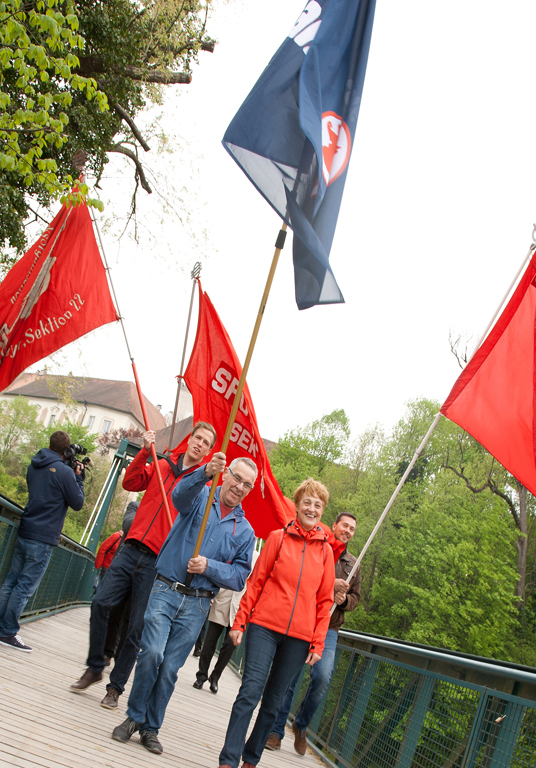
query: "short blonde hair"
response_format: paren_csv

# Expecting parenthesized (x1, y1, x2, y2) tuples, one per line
(293, 478, 329, 508)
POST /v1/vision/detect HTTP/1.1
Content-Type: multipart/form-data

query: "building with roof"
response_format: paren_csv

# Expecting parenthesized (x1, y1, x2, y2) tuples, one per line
(0, 372, 175, 436)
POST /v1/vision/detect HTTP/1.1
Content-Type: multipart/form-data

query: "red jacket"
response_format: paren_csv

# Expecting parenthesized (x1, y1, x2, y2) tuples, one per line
(95, 531, 122, 569)
(232, 520, 335, 656)
(122, 447, 200, 555)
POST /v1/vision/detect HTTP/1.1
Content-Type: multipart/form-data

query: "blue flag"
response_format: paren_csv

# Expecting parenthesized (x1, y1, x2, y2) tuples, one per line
(223, 0, 376, 310)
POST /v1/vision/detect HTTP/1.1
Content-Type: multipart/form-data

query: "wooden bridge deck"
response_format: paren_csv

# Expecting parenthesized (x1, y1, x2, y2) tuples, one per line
(0, 607, 325, 768)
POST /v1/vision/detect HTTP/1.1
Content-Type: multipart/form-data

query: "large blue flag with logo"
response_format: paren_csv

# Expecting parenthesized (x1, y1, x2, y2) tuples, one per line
(223, 0, 376, 310)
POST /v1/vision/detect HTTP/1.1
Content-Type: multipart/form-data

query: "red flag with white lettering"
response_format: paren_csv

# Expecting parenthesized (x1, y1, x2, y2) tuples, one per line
(0, 201, 118, 391)
(183, 283, 294, 539)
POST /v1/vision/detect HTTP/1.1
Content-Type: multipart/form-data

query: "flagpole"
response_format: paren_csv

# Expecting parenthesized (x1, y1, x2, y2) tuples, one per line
(90, 211, 174, 530)
(185, 224, 287, 585)
(333, 231, 536, 608)
(168, 262, 202, 451)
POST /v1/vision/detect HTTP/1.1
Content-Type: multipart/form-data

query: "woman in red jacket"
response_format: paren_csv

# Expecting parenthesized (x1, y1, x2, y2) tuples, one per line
(218, 478, 335, 768)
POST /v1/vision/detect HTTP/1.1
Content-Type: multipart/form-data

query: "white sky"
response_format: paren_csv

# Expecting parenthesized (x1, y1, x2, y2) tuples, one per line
(30, 0, 536, 443)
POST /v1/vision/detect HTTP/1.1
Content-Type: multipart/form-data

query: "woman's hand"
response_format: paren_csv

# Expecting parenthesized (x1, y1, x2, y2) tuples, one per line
(305, 652, 321, 666)
(229, 629, 243, 646)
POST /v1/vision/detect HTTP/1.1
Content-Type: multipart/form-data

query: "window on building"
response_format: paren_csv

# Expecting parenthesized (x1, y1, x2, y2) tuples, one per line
(102, 419, 112, 434)
(49, 414, 56, 426)
(87, 415, 95, 430)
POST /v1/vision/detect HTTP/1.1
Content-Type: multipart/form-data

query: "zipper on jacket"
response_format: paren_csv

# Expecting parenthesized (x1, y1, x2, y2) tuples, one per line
(285, 538, 307, 635)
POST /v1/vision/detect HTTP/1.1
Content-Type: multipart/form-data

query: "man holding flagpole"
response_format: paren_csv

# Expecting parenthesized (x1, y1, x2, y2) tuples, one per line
(70, 422, 217, 709)
(111, 452, 256, 756)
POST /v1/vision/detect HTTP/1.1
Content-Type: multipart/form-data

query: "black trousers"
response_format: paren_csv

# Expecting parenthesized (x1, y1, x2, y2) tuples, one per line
(196, 620, 236, 683)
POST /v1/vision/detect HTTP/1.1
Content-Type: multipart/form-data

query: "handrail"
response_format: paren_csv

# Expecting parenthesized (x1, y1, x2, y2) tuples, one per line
(339, 629, 536, 686)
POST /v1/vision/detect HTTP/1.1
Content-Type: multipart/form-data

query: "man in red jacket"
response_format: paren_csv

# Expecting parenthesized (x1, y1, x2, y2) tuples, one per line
(70, 421, 216, 709)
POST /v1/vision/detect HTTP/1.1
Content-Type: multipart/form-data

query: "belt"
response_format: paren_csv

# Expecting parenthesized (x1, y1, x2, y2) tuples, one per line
(156, 573, 214, 599)
(125, 540, 156, 556)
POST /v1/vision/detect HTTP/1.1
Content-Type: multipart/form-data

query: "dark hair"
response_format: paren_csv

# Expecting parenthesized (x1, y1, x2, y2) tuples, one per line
(191, 421, 217, 449)
(334, 512, 357, 525)
(49, 430, 71, 455)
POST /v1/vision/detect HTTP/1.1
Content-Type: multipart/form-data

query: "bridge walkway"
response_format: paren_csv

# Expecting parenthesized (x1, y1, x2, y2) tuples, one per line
(0, 606, 323, 768)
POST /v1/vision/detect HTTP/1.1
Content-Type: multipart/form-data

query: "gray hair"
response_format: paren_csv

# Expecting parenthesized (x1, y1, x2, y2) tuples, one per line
(229, 457, 258, 481)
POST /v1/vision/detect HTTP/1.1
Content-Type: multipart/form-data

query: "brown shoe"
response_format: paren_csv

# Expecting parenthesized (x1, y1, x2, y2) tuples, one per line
(292, 721, 307, 755)
(101, 687, 120, 709)
(266, 732, 281, 751)
(70, 668, 103, 692)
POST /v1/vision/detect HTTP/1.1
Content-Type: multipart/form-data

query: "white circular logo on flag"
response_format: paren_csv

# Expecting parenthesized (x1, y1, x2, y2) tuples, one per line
(322, 112, 351, 186)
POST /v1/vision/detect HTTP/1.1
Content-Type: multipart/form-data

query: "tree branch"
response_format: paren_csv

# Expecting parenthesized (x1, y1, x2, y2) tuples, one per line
(109, 144, 152, 193)
(106, 96, 151, 152)
(442, 460, 520, 528)
(77, 56, 192, 84)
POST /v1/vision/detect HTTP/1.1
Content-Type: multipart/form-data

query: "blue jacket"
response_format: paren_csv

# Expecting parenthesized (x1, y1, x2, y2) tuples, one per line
(19, 448, 85, 546)
(157, 466, 255, 594)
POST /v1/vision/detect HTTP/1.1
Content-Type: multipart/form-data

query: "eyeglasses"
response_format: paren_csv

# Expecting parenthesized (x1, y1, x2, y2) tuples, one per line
(228, 467, 254, 491)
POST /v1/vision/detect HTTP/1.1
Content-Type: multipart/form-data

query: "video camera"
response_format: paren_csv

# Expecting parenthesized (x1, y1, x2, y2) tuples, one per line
(64, 443, 92, 481)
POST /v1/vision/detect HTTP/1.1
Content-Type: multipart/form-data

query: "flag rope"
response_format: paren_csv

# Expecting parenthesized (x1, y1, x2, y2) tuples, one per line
(168, 261, 202, 451)
(185, 224, 287, 586)
(90, 210, 174, 530)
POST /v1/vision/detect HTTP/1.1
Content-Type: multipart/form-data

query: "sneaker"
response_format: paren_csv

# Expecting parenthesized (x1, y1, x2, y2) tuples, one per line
(0, 634, 32, 652)
(140, 730, 163, 754)
(266, 732, 281, 751)
(70, 668, 103, 691)
(112, 717, 140, 743)
(292, 721, 307, 755)
(101, 687, 120, 709)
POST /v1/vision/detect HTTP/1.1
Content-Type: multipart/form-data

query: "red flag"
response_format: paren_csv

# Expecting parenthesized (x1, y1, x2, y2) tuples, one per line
(0, 201, 118, 391)
(441, 252, 536, 496)
(184, 283, 294, 539)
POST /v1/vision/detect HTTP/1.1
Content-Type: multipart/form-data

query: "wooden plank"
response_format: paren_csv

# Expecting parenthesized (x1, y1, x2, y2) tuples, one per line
(0, 607, 326, 768)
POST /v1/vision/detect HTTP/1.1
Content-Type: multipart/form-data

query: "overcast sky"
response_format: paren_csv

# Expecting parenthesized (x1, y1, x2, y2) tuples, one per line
(31, 0, 536, 444)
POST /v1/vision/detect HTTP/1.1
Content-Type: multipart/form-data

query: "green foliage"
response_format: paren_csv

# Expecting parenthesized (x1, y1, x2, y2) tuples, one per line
(270, 399, 536, 662)
(357, 474, 519, 659)
(0, 396, 43, 474)
(41, 417, 97, 454)
(0, 0, 107, 240)
(1, 0, 216, 258)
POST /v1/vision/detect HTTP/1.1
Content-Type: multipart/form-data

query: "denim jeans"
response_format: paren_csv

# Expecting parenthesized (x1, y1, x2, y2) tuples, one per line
(126, 579, 210, 733)
(87, 542, 157, 693)
(272, 627, 338, 738)
(219, 623, 309, 768)
(0, 536, 53, 636)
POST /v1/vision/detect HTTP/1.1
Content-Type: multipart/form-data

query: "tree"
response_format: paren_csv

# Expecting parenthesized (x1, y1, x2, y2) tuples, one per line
(0, 0, 107, 259)
(270, 409, 353, 520)
(353, 473, 520, 660)
(1, 0, 216, 261)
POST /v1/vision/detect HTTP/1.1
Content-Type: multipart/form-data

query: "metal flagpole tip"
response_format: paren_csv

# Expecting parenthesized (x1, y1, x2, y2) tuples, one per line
(191, 262, 202, 280)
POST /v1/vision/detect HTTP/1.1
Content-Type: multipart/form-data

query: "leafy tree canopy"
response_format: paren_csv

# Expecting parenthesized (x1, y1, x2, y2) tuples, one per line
(1, 0, 215, 265)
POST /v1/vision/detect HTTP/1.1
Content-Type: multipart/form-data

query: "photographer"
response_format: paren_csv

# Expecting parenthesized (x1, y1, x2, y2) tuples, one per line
(0, 430, 85, 653)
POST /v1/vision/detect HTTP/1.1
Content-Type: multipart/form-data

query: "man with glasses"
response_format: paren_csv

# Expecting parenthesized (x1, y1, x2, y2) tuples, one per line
(111, 454, 257, 756)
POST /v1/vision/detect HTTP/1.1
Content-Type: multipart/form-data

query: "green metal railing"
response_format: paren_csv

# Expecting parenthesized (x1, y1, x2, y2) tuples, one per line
(0, 494, 95, 622)
(228, 630, 536, 767)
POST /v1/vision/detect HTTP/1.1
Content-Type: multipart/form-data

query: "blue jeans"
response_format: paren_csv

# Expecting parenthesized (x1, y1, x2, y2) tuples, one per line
(272, 627, 338, 738)
(219, 623, 309, 768)
(87, 542, 157, 693)
(126, 579, 210, 733)
(0, 536, 53, 636)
